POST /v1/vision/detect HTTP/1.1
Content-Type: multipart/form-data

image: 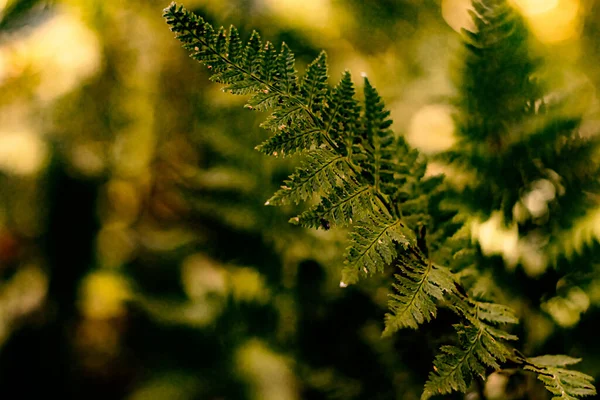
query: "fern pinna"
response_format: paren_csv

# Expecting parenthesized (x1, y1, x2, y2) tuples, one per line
(164, 1, 596, 399)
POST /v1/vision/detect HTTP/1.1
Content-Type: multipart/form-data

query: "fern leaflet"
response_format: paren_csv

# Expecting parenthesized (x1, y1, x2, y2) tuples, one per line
(383, 247, 456, 334)
(341, 211, 414, 285)
(293, 181, 373, 229)
(266, 149, 354, 205)
(524, 355, 597, 400)
(421, 299, 518, 400)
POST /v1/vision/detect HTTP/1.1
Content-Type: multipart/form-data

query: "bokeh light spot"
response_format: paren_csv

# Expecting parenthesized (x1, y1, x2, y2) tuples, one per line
(441, 0, 476, 33)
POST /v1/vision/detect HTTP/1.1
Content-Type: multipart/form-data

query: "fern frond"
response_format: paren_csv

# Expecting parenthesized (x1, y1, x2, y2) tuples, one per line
(276, 43, 298, 94)
(293, 181, 373, 229)
(325, 71, 361, 151)
(241, 30, 262, 72)
(383, 248, 456, 334)
(255, 70, 357, 157)
(421, 300, 518, 400)
(165, 3, 426, 283)
(299, 51, 329, 112)
(341, 211, 415, 285)
(255, 123, 321, 157)
(164, 3, 338, 152)
(440, 0, 600, 244)
(259, 103, 306, 131)
(165, 2, 451, 347)
(524, 355, 596, 400)
(266, 149, 354, 205)
(357, 77, 396, 194)
(453, 0, 541, 132)
(245, 89, 280, 111)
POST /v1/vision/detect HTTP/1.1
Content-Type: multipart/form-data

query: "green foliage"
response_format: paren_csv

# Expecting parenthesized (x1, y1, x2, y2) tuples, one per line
(383, 247, 454, 333)
(164, 1, 597, 399)
(524, 355, 597, 400)
(164, 1, 430, 284)
(439, 0, 600, 258)
(422, 299, 518, 399)
(343, 210, 413, 283)
(438, 0, 543, 221)
(266, 149, 353, 205)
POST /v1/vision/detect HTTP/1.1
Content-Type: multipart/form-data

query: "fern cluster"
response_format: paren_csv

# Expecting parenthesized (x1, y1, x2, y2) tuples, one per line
(164, 1, 597, 399)
(438, 0, 600, 264)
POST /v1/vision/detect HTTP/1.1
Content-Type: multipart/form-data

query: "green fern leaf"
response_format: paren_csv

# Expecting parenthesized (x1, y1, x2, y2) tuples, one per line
(524, 356, 596, 400)
(266, 149, 354, 205)
(166, 5, 598, 400)
(214, 27, 227, 59)
(245, 90, 281, 111)
(325, 71, 361, 150)
(528, 355, 583, 368)
(474, 301, 519, 325)
(165, 2, 449, 334)
(260, 104, 306, 131)
(358, 77, 395, 193)
(341, 211, 415, 285)
(243, 30, 262, 72)
(255, 124, 321, 157)
(421, 300, 518, 400)
(300, 51, 329, 111)
(293, 182, 373, 229)
(227, 25, 242, 63)
(383, 250, 455, 334)
(261, 41, 279, 83)
(276, 43, 298, 94)
(257, 69, 355, 157)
